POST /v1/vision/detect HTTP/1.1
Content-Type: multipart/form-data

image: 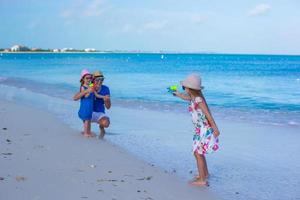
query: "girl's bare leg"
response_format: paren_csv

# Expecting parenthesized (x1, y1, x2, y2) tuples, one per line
(193, 153, 201, 180)
(191, 152, 207, 186)
(193, 154, 208, 179)
(83, 120, 92, 137)
(203, 155, 209, 179)
(88, 120, 93, 136)
(83, 120, 89, 136)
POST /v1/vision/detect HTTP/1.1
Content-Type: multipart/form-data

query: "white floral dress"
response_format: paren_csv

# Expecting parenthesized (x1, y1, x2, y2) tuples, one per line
(189, 97, 219, 155)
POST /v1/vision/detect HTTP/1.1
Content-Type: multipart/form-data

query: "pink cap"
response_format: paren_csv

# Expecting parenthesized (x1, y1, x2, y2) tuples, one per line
(80, 69, 91, 80)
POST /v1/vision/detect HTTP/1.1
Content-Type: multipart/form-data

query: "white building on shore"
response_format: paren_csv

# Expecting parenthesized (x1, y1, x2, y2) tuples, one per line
(11, 45, 30, 52)
(84, 48, 96, 52)
(61, 48, 75, 52)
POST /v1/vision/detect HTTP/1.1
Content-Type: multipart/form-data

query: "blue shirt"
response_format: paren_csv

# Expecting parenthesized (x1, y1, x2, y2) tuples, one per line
(93, 85, 110, 113)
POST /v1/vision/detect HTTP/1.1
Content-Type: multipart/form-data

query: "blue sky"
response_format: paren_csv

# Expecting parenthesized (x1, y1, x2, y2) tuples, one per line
(0, 0, 300, 54)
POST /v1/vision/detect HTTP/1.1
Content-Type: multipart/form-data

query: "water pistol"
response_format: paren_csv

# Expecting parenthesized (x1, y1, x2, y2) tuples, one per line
(167, 85, 178, 94)
(89, 82, 96, 91)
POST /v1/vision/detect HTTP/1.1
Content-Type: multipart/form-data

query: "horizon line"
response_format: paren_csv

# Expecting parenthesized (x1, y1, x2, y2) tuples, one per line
(1, 51, 300, 57)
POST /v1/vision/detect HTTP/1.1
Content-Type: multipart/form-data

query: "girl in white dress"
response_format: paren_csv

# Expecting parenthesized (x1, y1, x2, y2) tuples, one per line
(174, 74, 220, 186)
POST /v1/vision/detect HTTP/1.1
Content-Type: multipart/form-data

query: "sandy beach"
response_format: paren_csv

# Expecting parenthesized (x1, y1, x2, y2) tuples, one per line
(0, 100, 216, 200)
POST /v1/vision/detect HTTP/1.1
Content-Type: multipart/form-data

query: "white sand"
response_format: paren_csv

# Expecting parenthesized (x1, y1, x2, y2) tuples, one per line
(0, 100, 216, 200)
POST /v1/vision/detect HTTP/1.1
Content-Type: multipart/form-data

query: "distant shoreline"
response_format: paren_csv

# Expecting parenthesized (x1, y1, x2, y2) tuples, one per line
(0, 51, 299, 56)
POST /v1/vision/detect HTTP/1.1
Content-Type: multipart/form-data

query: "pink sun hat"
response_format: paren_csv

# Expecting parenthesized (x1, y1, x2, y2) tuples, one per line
(180, 73, 204, 90)
(80, 69, 91, 80)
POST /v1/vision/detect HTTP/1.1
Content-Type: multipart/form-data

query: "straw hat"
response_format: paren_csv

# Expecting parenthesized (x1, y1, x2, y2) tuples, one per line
(180, 73, 204, 90)
(93, 71, 104, 78)
(80, 69, 91, 80)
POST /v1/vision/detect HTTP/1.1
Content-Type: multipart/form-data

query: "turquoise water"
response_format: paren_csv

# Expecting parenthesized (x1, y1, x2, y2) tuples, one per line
(0, 52, 300, 126)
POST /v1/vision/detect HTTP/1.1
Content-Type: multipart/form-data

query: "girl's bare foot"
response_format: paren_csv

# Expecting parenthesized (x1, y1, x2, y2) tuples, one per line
(189, 180, 208, 187)
(83, 132, 94, 138)
(89, 132, 96, 137)
(193, 175, 200, 181)
(193, 173, 209, 181)
(83, 133, 91, 137)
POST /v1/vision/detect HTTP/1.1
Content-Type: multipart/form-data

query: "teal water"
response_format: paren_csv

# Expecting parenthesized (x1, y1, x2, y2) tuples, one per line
(0, 52, 300, 126)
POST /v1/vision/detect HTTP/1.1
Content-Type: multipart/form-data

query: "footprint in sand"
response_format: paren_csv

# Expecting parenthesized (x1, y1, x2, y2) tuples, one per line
(15, 176, 27, 182)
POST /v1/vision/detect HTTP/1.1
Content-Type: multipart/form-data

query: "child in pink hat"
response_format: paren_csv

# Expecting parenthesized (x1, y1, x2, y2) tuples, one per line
(73, 69, 94, 137)
(173, 73, 220, 186)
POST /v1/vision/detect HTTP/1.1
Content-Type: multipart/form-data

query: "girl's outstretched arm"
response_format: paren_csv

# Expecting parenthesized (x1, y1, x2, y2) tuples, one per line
(198, 99, 220, 137)
(173, 91, 191, 101)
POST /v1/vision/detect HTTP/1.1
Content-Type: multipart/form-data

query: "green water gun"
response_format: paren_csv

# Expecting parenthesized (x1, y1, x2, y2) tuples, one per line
(167, 85, 178, 93)
(89, 82, 96, 91)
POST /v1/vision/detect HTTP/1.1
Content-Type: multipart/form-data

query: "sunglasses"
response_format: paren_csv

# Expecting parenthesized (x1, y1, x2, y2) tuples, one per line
(182, 86, 186, 90)
(94, 77, 104, 82)
(85, 76, 92, 80)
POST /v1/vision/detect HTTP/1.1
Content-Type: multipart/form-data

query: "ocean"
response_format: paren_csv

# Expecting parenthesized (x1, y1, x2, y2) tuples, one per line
(1, 52, 300, 126)
(0, 53, 300, 200)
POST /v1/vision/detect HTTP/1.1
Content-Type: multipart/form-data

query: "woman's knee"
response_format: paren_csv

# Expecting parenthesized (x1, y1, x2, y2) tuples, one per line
(99, 118, 110, 127)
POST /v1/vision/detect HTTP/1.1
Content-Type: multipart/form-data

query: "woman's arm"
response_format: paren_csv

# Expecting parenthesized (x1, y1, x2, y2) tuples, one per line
(103, 96, 111, 109)
(94, 92, 104, 99)
(198, 100, 220, 137)
(94, 92, 111, 109)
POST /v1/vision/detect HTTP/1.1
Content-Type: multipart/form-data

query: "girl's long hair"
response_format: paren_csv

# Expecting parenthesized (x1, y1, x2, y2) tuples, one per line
(190, 88, 213, 126)
(189, 88, 200, 98)
(190, 88, 209, 108)
(80, 74, 91, 90)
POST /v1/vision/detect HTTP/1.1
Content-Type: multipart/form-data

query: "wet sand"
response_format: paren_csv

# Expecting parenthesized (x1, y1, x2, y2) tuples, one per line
(0, 100, 216, 200)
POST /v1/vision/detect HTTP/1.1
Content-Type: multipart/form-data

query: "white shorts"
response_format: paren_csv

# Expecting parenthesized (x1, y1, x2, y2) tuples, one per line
(91, 112, 109, 123)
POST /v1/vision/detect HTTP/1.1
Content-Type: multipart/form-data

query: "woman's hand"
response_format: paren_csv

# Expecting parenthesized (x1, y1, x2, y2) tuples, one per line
(93, 91, 99, 96)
